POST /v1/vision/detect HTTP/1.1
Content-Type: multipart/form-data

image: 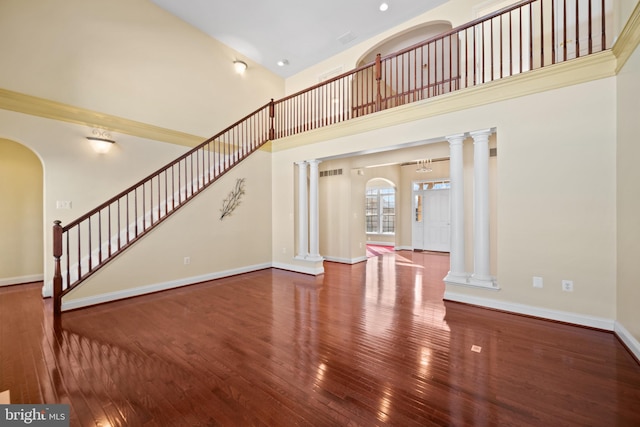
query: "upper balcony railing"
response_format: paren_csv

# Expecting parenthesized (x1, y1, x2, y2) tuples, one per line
(53, 0, 610, 315)
(274, 0, 610, 137)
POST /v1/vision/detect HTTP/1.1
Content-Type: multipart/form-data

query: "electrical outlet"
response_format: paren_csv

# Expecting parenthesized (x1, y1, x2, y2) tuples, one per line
(533, 276, 543, 288)
(562, 280, 573, 292)
(56, 200, 72, 209)
(184, 256, 191, 265)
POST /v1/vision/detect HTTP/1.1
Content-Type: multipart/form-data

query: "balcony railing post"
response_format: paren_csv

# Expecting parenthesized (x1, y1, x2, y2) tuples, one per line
(269, 98, 275, 140)
(375, 53, 382, 112)
(53, 220, 63, 317)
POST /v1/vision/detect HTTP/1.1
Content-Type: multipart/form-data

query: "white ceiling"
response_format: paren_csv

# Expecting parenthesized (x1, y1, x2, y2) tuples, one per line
(151, 0, 447, 78)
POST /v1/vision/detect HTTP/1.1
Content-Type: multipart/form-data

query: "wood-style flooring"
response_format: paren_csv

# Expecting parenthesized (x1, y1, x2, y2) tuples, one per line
(1, 251, 639, 426)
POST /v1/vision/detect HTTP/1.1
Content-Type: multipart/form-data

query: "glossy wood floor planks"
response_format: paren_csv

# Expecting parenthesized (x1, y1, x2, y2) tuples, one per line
(1, 251, 639, 426)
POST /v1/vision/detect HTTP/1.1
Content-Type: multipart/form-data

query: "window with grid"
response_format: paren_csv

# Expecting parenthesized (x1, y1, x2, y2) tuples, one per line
(366, 187, 395, 234)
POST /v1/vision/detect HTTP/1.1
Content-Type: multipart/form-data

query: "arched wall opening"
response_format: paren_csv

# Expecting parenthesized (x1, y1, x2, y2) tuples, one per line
(351, 21, 457, 116)
(0, 138, 44, 286)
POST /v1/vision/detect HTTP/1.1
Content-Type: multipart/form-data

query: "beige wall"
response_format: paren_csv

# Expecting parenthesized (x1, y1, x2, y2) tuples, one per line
(63, 150, 272, 305)
(0, 0, 284, 137)
(0, 139, 43, 283)
(616, 32, 640, 342)
(0, 109, 189, 292)
(0, 0, 284, 294)
(273, 75, 617, 321)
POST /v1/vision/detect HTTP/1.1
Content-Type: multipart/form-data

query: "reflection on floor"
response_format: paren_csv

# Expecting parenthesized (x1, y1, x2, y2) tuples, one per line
(1, 251, 639, 426)
(366, 244, 395, 257)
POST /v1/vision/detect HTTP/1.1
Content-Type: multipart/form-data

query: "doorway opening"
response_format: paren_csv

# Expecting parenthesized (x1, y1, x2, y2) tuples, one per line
(412, 179, 450, 252)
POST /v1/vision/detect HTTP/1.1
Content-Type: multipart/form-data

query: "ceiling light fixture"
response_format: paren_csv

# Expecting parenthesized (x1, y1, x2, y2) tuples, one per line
(233, 60, 247, 74)
(277, 59, 289, 67)
(87, 129, 115, 154)
(379, 2, 389, 12)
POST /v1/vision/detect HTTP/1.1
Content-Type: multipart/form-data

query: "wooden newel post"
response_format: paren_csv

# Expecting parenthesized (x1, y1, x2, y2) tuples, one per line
(375, 53, 382, 112)
(268, 98, 275, 141)
(53, 220, 63, 317)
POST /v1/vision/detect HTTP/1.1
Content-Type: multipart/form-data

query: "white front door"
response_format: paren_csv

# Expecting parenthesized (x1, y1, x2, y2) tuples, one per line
(412, 182, 451, 252)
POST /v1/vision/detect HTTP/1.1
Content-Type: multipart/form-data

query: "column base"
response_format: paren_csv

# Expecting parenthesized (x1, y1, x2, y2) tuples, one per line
(295, 255, 324, 262)
(444, 271, 469, 286)
(469, 274, 499, 290)
(444, 272, 499, 290)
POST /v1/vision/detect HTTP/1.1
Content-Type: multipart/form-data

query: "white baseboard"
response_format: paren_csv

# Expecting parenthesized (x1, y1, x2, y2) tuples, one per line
(366, 241, 395, 246)
(61, 263, 271, 311)
(323, 255, 367, 264)
(443, 290, 615, 331)
(614, 321, 640, 362)
(394, 245, 413, 251)
(0, 274, 43, 287)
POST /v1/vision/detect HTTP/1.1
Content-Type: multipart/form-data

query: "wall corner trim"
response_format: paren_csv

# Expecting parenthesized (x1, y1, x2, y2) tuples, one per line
(614, 321, 640, 363)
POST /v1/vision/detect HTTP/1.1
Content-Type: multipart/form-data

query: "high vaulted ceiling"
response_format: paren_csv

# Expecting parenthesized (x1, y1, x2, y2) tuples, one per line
(151, 0, 447, 78)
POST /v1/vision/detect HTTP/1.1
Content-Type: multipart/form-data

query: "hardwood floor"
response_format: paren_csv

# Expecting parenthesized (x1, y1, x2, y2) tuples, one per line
(2, 251, 639, 426)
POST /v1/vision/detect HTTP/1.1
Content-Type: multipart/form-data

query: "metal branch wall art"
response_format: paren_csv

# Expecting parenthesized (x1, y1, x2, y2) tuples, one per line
(220, 178, 246, 220)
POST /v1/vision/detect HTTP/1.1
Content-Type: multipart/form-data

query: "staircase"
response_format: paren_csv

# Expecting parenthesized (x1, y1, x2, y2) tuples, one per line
(53, 0, 610, 315)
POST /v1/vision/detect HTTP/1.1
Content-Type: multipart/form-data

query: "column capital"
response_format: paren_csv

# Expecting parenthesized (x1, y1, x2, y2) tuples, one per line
(446, 133, 466, 146)
(295, 160, 308, 167)
(469, 129, 492, 143)
(307, 159, 322, 167)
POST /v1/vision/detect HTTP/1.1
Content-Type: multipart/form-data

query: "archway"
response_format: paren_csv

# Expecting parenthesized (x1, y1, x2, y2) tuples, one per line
(352, 21, 456, 115)
(0, 139, 44, 286)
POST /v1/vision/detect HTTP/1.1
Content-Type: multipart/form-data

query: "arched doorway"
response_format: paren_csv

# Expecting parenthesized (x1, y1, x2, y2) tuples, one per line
(365, 178, 396, 249)
(0, 139, 44, 286)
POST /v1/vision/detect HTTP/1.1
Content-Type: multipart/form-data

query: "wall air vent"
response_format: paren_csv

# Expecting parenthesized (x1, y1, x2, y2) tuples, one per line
(320, 168, 343, 178)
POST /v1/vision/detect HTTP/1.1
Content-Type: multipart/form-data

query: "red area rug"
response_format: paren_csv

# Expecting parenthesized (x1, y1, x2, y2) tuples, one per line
(366, 245, 395, 258)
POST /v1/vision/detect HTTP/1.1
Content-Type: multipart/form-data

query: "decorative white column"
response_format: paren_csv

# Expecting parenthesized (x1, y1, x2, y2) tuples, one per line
(469, 129, 496, 288)
(444, 133, 468, 285)
(295, 161, 308, 259)
(307, 159, 323, 261)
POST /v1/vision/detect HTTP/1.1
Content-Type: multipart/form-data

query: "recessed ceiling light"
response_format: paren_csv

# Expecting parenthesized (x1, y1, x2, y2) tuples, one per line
(277, 59, 289, 67)
(379, 2, 389, 12)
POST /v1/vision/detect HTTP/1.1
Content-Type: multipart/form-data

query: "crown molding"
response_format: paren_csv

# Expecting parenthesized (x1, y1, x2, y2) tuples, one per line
(0, 88, 204, 147)
(613, 0, 640, 73)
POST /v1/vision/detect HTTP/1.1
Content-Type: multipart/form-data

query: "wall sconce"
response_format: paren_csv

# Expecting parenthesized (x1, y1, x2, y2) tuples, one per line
(233, 60, 247, 74)
(87, 129, 115, 154)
